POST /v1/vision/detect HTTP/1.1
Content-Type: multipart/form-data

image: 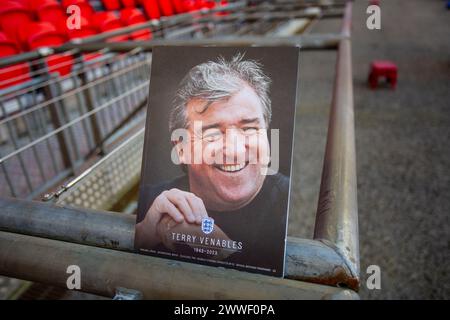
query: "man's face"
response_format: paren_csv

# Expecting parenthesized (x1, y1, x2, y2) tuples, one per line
(181, 85, 269, 212)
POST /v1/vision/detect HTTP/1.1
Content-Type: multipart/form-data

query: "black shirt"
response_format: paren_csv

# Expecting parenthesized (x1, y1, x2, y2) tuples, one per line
(137, 173, 289, 276)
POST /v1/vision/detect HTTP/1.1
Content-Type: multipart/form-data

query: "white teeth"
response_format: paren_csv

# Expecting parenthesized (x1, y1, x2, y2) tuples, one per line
(218, 163, 245, 172)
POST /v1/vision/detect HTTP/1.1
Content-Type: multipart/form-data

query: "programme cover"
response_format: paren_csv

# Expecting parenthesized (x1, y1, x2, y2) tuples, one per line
(135, 46, 299, 277)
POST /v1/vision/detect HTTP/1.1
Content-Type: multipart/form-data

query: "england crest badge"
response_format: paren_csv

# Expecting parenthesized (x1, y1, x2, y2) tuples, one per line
(201, 217, 214, 235)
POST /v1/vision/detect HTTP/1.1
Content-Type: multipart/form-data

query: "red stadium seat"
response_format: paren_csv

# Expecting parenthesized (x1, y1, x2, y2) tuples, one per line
(10, 0, 33, 10)
(120, 7, 138, 23)
(92, 12, 129, 42)
(157, 0, 174, 16)
(120, 8, 152, 40)
(205, 0, 216, 9)
(171, 0, 186, 13)
(26, 0, 50, 10)
(0, 33, 18, 56)
(181, 0, 197, 12)
(27, 22, 65, 48)
(142, 0, 161, 19)
(0, 32, 31, 89)
(27, 22, 73, 76)
(195, 0, 210, 9)
(61, 0, 84, 6)
(102, 0, 121, 11)
(67, 17, 98, 39)
(62, 0, 94, 19)
(36, 0, 67, 31)
(121, 0, 137, 7)
(0, 1, 33, 42)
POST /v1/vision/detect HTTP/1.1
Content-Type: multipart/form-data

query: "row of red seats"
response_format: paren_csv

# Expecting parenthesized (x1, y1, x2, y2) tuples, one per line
(103, 0, 218, 17)
(0, 0, 225, 55)
(0, 0, 145, 87)
(0, 0, 226, 89)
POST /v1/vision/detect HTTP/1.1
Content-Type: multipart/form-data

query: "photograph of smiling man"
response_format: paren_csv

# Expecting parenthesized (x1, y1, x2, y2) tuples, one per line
(135, 46, 299, 277)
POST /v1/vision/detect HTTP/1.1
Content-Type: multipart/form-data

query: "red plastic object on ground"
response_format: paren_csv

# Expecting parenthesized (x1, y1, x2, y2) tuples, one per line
(142, 0, 161, 19)
(0, 1, 33, 42)
(369, 0, 380, 6)
(102, 0, 121, 11)
(26, 22, 73, 76)
(368, 60, 398, 89)
(0, 32, 31, 89)
(37, 0, 67, 31)
(120, 8, 152, 40)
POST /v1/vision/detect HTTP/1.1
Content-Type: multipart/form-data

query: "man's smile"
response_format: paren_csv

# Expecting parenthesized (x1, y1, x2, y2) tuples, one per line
(214, 162, 249, 173)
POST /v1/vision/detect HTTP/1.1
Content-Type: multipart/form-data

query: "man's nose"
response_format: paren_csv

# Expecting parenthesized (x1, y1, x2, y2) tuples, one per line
(223, 130, 246, 163)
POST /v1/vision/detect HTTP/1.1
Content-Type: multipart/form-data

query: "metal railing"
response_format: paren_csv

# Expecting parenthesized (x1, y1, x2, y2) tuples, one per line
(0, 50, 150, 200)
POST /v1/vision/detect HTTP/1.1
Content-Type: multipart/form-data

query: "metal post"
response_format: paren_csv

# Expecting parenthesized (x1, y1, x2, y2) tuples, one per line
(37, 65, 74, 171)
(73, 53, 104, 155)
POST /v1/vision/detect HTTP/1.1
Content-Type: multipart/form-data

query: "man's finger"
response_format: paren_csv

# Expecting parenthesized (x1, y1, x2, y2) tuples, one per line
(160, 197, 184, 223)
(186, 194, 208, 224)
(165, 190, 196, 223)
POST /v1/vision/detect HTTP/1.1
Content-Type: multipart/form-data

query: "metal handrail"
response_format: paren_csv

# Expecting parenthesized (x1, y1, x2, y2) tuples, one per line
(0, 196, 359, 297)
(314, 1, 359, 287)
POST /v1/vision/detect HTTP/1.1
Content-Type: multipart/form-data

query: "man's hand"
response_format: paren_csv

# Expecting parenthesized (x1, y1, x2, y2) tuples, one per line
(135, 188, 208, 248)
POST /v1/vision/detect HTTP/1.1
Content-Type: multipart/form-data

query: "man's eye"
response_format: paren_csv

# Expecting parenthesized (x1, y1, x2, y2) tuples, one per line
(203, 130, 222, 142)
(242, 127, 259, 135)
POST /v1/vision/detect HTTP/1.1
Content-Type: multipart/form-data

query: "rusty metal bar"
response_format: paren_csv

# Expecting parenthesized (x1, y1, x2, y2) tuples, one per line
(313, 1, 359, 289)
(0, 230, 358, 300)
(0, 196, 358, 291)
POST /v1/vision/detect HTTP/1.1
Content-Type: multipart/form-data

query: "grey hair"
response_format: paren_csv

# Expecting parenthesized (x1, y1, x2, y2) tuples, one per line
(169, 53, 272, 133)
